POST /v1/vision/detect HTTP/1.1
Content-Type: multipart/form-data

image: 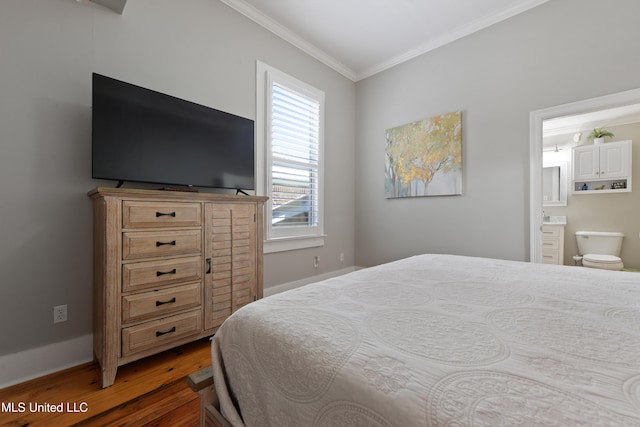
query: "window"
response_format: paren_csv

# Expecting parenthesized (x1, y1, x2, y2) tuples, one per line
(256, 61, 325, 252)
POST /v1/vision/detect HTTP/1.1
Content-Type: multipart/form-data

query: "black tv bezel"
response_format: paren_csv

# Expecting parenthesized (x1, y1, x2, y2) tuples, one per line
(91, 73, 255, 191)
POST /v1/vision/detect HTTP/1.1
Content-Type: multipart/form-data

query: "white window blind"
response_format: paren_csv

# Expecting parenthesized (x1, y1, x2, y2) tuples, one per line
(256, 61, 325, 252)
(270, 81, 320, 228)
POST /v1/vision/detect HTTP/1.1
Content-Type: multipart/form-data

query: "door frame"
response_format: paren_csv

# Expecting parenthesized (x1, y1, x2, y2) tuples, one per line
(529, 88, 640, 263)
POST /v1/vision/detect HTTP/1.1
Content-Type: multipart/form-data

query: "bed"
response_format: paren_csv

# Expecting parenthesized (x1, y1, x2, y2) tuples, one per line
(190, 254, 640, 426)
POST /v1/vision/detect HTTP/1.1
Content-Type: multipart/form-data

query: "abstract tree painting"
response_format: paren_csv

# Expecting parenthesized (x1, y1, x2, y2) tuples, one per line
(385, 111, 462, 198)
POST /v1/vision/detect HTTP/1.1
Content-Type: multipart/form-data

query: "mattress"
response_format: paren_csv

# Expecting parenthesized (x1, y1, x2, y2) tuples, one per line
(211, 254, 640, 426)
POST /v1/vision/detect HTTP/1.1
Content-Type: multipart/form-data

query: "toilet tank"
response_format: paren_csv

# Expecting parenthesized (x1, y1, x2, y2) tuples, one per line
(575, 231, 624, 256)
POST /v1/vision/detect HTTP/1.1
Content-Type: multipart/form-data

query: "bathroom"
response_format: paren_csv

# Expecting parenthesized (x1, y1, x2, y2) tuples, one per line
(542, 113, 640, 270)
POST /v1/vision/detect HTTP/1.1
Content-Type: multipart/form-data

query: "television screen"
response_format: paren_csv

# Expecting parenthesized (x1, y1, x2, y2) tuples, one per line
(92, 73, 255, 190)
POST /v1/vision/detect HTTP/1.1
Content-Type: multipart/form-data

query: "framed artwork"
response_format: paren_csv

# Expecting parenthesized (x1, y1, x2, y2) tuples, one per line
(385, 111, 462, 198)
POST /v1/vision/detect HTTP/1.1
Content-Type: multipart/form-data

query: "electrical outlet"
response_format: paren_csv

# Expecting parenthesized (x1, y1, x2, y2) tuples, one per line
(340, 252, 345, 262)
(314, 256, 320, 268)
(53, 305, 67, 323)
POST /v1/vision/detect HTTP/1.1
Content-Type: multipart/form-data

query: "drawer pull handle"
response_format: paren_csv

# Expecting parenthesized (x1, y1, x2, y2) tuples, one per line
(155, 326, 176, 337)
(156, 240, 176, 247)
(156, 268, 177, 277)
(156, 211, 176, 217)
(156, 297, 177, 306)
(206, 258, 212, 274)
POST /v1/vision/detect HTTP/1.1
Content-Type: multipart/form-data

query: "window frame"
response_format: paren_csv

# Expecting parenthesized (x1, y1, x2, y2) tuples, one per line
(256, 61, 325, 253)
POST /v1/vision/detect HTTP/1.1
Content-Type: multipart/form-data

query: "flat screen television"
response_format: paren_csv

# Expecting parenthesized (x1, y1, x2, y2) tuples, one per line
(92, 73, 255, 191)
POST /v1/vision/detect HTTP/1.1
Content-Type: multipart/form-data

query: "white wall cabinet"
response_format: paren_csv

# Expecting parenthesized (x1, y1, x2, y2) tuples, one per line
(572, 140, 632, 193)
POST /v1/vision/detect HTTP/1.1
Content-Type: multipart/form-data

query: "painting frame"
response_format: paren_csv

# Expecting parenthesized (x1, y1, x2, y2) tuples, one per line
(385, 111, 462, 198)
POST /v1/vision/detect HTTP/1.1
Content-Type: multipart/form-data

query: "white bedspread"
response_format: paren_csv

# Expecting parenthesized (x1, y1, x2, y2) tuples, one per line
(212, 254, 640, 426)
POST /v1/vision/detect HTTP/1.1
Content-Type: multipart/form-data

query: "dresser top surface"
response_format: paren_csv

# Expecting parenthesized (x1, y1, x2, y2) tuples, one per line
(88, 187, 268, 203)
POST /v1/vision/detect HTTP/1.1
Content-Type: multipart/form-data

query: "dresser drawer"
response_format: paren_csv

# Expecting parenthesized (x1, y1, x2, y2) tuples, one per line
(123, 201, 201, 228)
(541, 251, 559, 264)
(122, 230, 202, 260)
(541, 226, 561, 238)
(122, 310, 202, 357)
(542, 239, 559, 251)
(122, 282, 202, 324)
(122, 256, 202, 292)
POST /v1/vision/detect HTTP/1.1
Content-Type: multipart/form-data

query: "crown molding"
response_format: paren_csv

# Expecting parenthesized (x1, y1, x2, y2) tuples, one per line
(221, 0, 549, 82)
(543, 115, 640, 138)
(220, 0, 358, 81)
(89, 0, 127, 14)
(356, 0, 550, 80)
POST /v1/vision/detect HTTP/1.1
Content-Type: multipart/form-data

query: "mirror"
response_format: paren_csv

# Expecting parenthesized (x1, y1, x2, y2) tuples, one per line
(542, 161, 567, 206)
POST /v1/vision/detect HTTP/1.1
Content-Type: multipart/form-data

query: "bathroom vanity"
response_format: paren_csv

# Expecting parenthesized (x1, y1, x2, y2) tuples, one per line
(541, 216, 566, 265)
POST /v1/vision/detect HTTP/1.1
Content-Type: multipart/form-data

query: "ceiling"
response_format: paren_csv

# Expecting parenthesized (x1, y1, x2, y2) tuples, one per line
(221, 0, 550, 81)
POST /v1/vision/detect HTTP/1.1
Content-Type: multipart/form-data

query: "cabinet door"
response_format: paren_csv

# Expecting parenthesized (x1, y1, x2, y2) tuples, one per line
(572, 145, 599, 181)
(599, 142, 630, 179)
(203, 203, 257, 331)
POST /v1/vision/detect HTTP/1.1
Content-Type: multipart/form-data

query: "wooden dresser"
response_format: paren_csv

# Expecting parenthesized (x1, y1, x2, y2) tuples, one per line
(88, 187, 266, 388)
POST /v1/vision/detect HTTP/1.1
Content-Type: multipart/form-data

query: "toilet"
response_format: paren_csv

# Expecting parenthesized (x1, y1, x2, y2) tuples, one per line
(575, 231, 624, 271)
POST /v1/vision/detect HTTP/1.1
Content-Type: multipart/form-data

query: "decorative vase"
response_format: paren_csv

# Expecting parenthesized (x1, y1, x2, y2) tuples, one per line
(594, 137, 605, 145)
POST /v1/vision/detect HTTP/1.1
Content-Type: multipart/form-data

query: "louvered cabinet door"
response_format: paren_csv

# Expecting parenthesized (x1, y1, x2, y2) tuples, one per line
(204, 203, 258, 331)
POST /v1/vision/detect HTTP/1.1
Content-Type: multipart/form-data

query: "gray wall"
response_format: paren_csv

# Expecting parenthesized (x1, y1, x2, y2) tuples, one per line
(0, 0, 355, 357)
(354, 0, 640, 267)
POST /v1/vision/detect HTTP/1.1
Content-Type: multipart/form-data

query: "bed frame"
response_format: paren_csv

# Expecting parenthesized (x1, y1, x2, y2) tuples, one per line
(187, 366, 231, 427)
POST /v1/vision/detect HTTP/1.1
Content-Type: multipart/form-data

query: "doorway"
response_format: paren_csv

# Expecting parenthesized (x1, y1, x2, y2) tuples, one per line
(529, 88, 640, 263)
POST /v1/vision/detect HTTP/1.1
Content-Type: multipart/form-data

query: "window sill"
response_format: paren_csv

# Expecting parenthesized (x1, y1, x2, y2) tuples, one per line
(264, 235, 326, 253)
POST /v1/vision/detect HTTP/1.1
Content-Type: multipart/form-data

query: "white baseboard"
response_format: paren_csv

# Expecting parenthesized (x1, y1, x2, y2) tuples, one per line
(0, 334, 93, 389)
(264, 266, 359, 297)
(0, 267, 359, 389)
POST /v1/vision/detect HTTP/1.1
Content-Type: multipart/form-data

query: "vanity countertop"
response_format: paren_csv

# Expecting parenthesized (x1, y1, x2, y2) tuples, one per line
(542, 215, 566, 225)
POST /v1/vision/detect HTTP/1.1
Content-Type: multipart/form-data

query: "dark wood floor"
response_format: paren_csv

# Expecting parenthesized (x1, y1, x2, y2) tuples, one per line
(0, 338, 212, 427)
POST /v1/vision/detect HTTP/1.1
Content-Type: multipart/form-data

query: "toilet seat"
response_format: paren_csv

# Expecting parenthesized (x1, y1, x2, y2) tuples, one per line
(582, 254, 624, 271)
